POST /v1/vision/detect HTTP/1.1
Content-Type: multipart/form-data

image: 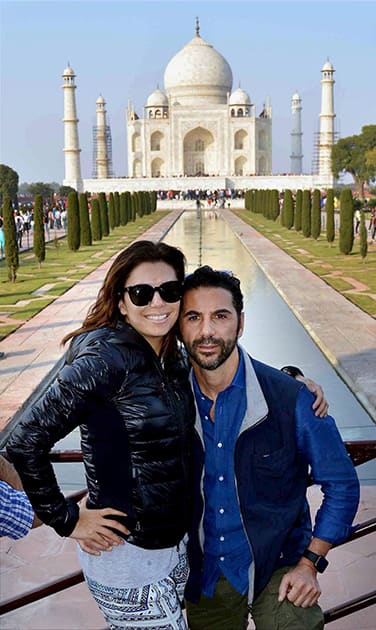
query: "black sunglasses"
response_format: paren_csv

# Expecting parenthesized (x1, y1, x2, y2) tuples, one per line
(121, 281, 183, 306)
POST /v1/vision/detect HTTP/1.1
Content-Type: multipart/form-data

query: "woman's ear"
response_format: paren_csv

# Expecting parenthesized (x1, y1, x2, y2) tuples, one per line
(118, 299, 127, 316)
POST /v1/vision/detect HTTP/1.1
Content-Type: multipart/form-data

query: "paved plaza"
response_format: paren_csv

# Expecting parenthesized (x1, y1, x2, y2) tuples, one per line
(0, 208, 375, 628)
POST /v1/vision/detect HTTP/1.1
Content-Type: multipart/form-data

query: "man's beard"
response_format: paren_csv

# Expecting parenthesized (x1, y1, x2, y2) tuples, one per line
(185, 335, 237, 370)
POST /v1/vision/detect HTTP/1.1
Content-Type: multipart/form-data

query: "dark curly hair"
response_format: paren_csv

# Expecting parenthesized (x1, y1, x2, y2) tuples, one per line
(183, 265, 243, 318)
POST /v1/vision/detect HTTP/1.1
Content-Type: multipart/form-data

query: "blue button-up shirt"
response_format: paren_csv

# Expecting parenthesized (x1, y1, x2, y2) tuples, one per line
(192, 350, 252, 597)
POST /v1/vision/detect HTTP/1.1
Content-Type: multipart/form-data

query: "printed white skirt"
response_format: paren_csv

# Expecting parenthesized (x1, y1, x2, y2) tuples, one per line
(85, 547, 189, 630)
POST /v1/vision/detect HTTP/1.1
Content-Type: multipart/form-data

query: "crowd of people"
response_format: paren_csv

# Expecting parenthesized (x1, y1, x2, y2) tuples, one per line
(2, 239, 360, 630)
(0, 202, 67, 255)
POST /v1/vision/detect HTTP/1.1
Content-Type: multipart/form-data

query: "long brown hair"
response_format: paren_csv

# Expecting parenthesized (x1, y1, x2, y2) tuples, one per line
(62, 240, 186, 359)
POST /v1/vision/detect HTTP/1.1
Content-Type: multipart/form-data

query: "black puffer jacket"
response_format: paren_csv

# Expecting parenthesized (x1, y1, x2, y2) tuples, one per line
(7, 322, 195, 549)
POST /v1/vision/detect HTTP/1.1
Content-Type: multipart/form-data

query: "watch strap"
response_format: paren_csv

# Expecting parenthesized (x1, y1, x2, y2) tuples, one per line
(302, 548, 328, 573)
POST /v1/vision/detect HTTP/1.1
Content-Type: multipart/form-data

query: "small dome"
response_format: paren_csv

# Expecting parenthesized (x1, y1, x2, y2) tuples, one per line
(146, 88, 168, 107)
(96, 94, 105, 105)
(322, 60, 334, 71)
(229, 87, 251, 105)
(63, 64, 75, 77)
(292, 92, 301, 101)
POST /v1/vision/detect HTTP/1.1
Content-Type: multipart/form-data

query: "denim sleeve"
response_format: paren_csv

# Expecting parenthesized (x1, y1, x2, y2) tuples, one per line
(295, 387, 360, 544)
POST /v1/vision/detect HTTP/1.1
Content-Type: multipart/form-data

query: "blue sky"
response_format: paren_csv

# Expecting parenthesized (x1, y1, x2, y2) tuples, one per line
(1, 0, 375, 184)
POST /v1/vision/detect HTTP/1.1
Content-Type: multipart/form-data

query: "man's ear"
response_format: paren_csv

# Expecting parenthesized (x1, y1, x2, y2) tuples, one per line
(238, 312, 245, 339)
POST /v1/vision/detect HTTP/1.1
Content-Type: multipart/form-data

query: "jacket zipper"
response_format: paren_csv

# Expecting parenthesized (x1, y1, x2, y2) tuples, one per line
(234, 414, 268, 607)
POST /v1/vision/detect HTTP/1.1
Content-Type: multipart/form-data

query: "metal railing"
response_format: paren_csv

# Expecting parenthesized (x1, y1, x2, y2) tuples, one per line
(1, 440, 375, 623)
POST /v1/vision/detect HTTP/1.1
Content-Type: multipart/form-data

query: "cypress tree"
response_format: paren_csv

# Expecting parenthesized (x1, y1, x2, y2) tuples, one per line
(124, 191, 131, 224)
(267, 190, 272, 219)
(359, 210, 368, 262)
(248, 190, 254, 213)
(136, 191, 143, 217)
(79, 193, 92, 246)
(245, 190, 250, 210)
(284, 189, 294, 229)
(120, 192, 127, 225)
(311, 189, 321, 240)
(256, 190, 263, 214)
(339, 189, 354, 255)
(33, 193, 45, 267)
(90, 198, 102, 241)
(280, 192, 286, 227)
(138, 191, 144, 217)
(151, 190, 157, 212)
(262, 190, 268, 218)
(114, 191, 121, 226)
(98, 192, 109, 236)
(108, 192, 116, 230)
(131, 193, 137, 221)
(270, 189, 280, 221)
(145, 191, 151, 215)
(325, 189, 335, 246)
(302, 190, 311, 237)
(67, 191, 80, 251)
(294, 190, 302, 231)
(2, 195, 19, 282)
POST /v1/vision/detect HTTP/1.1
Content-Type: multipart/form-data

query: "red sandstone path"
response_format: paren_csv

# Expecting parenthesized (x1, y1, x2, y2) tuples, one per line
(0, 207, 375, 628)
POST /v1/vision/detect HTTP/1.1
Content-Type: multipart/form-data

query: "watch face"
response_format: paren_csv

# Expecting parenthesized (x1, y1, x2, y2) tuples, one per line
(316, 556, 329, 573)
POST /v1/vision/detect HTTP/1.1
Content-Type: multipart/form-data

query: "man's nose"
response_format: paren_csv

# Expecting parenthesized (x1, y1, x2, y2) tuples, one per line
(199, 316, 215, 336)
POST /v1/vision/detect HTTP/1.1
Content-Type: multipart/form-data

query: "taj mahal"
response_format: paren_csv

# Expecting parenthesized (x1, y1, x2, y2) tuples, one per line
(62, 19, 336, 193)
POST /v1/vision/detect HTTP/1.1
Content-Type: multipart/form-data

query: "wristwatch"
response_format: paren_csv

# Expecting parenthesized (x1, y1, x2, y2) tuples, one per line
(302, 549, 329, 573)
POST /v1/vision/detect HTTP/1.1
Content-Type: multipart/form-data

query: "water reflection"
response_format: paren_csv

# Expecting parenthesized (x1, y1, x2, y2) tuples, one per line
(55, 210, 375, 487)
(164, 210, 375, 482)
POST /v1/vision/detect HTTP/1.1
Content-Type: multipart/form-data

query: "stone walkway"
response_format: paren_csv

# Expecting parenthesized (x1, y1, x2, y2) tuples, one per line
(223, 211, 376, 421)
(0, 207, 375, 628)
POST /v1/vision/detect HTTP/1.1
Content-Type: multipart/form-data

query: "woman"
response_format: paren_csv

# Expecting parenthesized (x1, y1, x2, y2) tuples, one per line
(7, 240, 195, 629)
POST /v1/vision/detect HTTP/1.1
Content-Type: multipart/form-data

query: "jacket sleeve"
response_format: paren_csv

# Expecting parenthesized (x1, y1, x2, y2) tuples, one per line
(295, 386, 360, 545)
(6, 338, 124, 537)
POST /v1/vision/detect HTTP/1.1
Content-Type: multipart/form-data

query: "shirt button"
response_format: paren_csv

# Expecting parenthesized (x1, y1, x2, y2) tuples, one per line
(220, 556, 225, 561)
(218, 475, 224, 481)
(220, 536, 225, 541)
(219, 508, 224, 514)
(204, 415, 209, 420)
(217, 442, 223, 448)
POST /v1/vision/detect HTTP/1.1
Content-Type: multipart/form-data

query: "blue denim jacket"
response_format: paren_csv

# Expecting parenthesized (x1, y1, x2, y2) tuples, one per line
(185, 346, 360, 604)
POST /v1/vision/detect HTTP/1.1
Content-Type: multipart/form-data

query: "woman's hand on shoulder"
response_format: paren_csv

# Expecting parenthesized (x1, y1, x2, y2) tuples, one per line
(71, 496, 129, 555)
(296, 376, 328, 418)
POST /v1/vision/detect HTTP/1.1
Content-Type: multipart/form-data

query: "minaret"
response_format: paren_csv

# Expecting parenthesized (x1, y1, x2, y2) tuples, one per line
(318, 60, 335, 183)
(290, 92, 303, 174)
(95, 95, 109, 179)
(62, 64, 82, 190)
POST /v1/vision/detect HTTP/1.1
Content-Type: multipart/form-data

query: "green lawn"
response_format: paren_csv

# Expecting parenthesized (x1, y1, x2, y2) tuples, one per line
(0, 212, 169, 341)
(1, 208, 374, 343)
(234, 209, 376, 317)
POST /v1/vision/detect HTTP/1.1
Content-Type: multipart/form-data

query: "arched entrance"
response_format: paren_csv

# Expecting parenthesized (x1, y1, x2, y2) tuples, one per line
(183, 127, 215, 176)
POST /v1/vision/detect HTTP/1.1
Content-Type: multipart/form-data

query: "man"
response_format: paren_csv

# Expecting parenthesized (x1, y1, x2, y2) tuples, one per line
(0, 454, 42, 539)
(179, 266, 360, 630)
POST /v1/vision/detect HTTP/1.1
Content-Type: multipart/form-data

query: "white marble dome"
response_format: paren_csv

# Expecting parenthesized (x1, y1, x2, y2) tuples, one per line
(229, 87, 251, 105)
(96, 94, 105, 105)
(146, 88, 168, 107)
(164, 33, 233, 105)
(292, 92, 301, 101)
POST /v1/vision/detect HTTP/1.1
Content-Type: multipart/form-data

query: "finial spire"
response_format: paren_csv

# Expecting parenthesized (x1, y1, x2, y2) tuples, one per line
(195, 16, 200, 36)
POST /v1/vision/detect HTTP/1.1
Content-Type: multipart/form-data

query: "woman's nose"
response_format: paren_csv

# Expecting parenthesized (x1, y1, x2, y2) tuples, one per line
(149, 289, 165, 306)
